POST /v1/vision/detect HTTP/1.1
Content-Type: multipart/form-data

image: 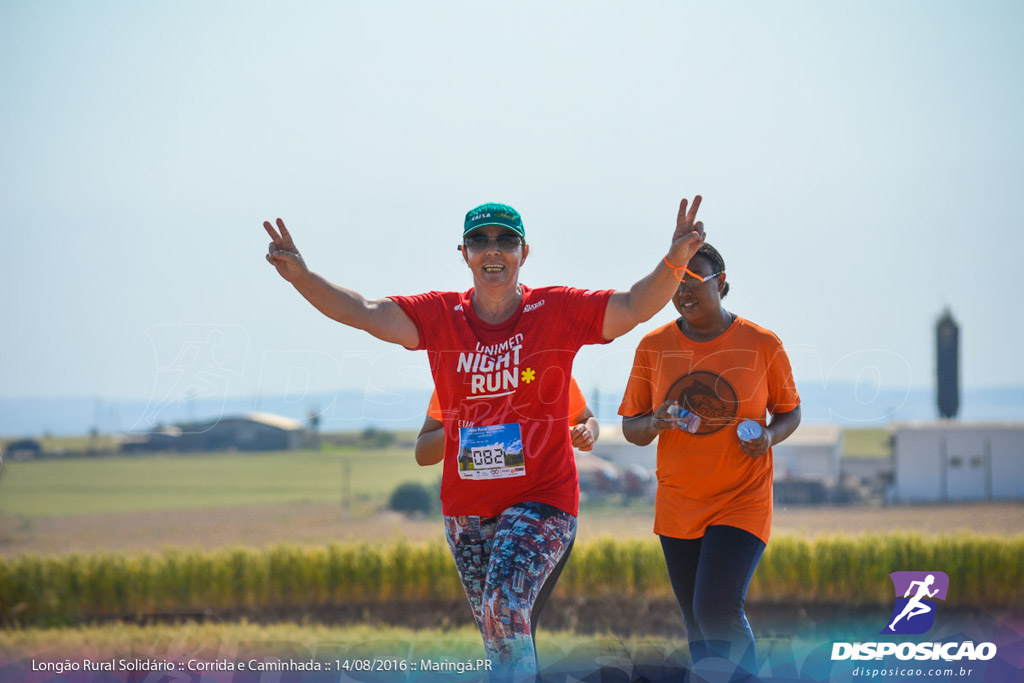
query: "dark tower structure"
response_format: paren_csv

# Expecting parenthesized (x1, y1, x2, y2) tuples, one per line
(936, 307, 959, 419)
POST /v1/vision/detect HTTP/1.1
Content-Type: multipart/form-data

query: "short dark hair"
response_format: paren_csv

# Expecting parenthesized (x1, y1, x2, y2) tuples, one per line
(694, 243, 729, 298)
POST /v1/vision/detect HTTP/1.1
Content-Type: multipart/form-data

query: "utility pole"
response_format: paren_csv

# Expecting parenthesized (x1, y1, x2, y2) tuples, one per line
(341, 459, 352, 521)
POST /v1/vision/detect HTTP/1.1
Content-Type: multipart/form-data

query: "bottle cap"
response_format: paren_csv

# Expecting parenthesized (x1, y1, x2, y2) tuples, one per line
(737, 420, 763, 442)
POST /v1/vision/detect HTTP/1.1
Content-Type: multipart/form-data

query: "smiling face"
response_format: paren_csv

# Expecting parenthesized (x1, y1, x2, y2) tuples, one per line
(672, 253, 725, 320)
(461, 225, 529, 290)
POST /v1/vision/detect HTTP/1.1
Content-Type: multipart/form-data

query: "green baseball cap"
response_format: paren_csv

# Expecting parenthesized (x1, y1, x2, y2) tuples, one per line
(463, 202, 525, 238)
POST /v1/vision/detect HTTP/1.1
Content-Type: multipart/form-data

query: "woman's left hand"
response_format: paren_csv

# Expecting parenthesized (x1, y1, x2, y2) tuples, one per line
(666, 195, 706, 267)
(570, 424, 595, 451)
(738, 427, 773, 458)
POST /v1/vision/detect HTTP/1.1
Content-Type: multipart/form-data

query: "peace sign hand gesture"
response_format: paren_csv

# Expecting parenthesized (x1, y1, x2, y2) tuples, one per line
(666, 195, 706, 268)
(263, 218, 309, 283)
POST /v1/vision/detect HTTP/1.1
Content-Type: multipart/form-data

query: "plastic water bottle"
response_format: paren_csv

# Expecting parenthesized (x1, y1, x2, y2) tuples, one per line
(667, 404, 702, 434)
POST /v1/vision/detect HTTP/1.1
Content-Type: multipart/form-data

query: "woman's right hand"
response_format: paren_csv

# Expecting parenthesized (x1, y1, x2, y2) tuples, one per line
(651, 400, 679, 435)
(263, 218, 310, 283)
(623, 401, 679, 447)
(570, 423, 595, 451)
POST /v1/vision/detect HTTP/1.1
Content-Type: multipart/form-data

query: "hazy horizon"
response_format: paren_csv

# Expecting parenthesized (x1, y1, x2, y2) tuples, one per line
(4, 382, 1023, 438)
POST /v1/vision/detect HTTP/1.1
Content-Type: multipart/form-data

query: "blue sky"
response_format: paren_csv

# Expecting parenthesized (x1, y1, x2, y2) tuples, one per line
(2, 1, 1022, 414)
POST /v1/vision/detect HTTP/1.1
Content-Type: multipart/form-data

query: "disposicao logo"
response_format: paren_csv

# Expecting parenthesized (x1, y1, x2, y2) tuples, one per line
(882, 571, 949, 635)
(831, 570, 998, 663)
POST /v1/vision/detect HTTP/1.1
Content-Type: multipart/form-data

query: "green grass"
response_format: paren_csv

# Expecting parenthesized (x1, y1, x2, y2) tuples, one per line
(0, 621, 487, 660)
(0, 435, 122, 453)
(0, 621, 683, 671)
(842, 428, 890, 458)
(0, 426, 907, 519)
(0, 448, 436, 518)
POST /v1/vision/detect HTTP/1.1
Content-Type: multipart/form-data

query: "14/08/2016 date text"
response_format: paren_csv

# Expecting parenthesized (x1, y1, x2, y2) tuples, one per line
(338, 659, 492, 674)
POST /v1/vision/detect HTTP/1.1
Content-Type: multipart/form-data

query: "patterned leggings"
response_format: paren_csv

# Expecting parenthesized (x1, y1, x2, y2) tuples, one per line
(444, 502, 577, 679)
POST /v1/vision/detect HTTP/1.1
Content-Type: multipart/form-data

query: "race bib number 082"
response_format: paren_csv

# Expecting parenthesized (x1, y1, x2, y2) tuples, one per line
(457, 423, 526, 480)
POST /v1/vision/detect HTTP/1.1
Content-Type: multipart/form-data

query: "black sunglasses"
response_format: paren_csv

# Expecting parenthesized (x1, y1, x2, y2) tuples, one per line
(460, 233, 524, 252)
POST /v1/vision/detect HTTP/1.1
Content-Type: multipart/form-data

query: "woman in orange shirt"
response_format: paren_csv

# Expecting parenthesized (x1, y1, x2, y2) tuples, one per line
(619, 243, 802, 675)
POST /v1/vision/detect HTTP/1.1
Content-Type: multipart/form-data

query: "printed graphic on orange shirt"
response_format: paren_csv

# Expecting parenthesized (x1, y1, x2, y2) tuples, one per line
(664, 370, 738, 435)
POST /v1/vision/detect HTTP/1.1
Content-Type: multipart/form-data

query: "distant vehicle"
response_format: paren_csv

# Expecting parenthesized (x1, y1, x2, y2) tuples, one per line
(4, 439, 42, 460)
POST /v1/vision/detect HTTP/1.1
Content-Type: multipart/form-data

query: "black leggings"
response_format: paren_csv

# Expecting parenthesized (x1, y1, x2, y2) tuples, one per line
(660, 525, 766, 673)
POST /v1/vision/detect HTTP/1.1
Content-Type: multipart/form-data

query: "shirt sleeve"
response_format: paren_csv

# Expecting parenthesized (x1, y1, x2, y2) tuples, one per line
(426, 389, 442, 420)
(618, 336, 657, 417)
(568, 376, 587, 422)
(388, 292, 441, 351)
(559, 287, 615, 349)
(763, 333, 801, 414)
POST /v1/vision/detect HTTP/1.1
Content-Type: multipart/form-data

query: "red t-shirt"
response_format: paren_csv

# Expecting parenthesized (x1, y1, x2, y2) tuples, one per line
(427, 376, 588, 424)
(391, 285, 612, 517)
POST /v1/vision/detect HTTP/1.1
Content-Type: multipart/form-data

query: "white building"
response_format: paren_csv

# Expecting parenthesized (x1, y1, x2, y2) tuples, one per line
(889, 421, 1024, 502)
(591, 423, 657, 470)
(595, 422, 844, 482)
(772, 423, 843, 485)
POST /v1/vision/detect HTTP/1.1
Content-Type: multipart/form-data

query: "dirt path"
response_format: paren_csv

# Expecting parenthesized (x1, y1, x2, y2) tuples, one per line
(2, 502, 1021, 557)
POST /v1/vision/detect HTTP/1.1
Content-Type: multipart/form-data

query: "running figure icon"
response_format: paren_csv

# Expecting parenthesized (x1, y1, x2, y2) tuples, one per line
(888, 574, 939, 631)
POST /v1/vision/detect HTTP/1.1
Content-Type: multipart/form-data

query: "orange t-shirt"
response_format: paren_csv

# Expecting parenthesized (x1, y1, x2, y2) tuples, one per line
(428, 376, 588, 424)
(618, 316, 800, 543)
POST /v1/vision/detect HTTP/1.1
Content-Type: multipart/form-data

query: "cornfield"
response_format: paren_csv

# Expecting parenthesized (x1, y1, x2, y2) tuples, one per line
(1, 534, 1020, 627)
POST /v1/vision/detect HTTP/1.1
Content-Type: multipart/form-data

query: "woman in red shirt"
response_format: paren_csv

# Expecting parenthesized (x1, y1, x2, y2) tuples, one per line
(264, 197, 705, 679)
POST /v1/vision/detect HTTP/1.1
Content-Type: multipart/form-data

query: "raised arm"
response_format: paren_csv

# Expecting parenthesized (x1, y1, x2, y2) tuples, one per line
(263, 218, 420, 348)
(602, 196, 705, 341)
